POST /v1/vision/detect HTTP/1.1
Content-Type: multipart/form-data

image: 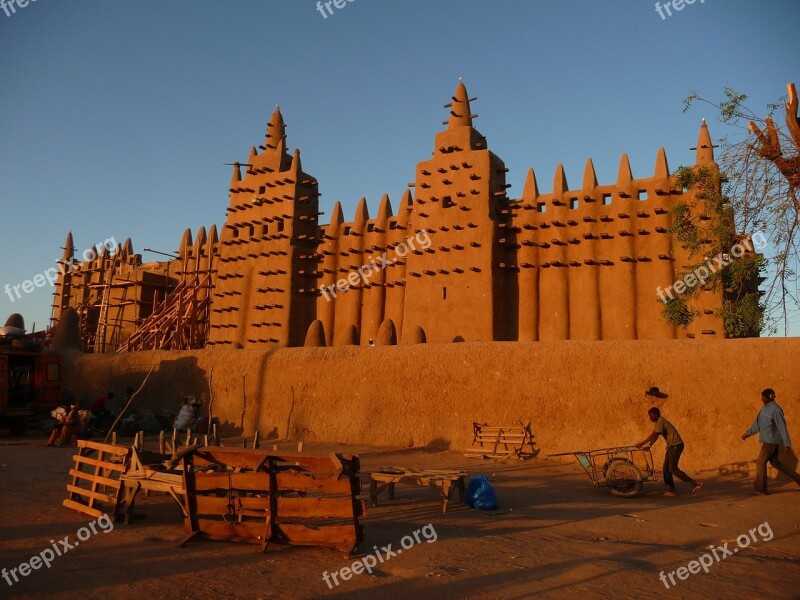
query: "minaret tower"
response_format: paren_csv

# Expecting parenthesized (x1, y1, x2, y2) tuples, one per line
(209, 106, 320, 348)
(402, 81, 515, 343)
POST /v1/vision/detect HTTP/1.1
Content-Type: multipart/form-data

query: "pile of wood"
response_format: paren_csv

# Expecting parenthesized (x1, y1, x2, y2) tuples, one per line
(63, 441, 364, 556)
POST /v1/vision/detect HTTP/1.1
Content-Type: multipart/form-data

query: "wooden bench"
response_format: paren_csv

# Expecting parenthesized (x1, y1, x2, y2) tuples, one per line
(369, 468, 467, 513)
(464, 420, 537, 460)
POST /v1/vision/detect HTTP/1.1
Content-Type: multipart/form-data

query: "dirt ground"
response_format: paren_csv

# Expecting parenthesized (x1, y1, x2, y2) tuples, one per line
(0, 434, 798, 600)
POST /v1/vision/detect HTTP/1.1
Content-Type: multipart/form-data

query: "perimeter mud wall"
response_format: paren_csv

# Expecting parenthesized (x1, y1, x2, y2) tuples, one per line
(62, 338, 800, 474)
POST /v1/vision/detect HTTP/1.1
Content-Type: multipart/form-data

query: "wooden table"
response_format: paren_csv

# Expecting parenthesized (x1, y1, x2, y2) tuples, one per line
(368, 468, 467, 513)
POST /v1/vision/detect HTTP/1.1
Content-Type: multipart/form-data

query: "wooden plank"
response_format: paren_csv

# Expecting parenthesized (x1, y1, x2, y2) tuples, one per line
(194, 495, 270, 515)
(73, 455, 127, 472)
(77, 440, 130, 456)
(62, 498, 104, 519)
(192, 449, 341, 474)
(276, 473, 352, 495)
(196, 519, 270, 543)
(127, 479, 183, 494)
(136, 470, 184, 485)
(272, 454, 341, 473)
(276, 497, 360, 519)
(69, 468, 121, 489)
(369, 473, 402, 483)
(274, 524, 357, 548)
(192, 471, 270, 492)
(67, 484, 116, 505)
(192, 448, 270, 471)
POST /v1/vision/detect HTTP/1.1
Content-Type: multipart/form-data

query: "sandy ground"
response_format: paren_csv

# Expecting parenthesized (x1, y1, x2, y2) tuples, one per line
(0, 434, 799, 600)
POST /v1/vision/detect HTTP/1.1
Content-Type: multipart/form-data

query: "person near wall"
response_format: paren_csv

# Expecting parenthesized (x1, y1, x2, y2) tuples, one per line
(742, 388, 800, 495)
(58, 403, 82, 447)
(91, 391, 114, 426)
(46, 406, 67, 446)
(172, 395, 200, 432)
(636, 407, 702, 497)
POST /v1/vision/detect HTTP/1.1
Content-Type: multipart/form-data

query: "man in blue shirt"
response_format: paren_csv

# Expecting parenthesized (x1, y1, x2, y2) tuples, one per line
(742, 388, 800, 495)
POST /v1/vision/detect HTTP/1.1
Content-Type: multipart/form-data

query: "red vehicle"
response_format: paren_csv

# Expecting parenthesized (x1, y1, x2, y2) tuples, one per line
(0, 340, 62, 434)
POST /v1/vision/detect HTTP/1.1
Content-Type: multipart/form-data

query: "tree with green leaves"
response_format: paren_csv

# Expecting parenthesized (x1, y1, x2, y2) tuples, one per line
(679, 83, 800, 335)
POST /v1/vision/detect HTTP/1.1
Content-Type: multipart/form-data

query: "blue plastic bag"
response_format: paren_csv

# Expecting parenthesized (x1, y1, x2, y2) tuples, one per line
(464, 475, 498, 510)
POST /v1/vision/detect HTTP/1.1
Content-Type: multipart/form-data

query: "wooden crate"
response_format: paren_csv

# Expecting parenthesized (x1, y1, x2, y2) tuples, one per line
(181, 447, 364, 556)
(63, 440, 131, 520)
(464, 420, 538, 460)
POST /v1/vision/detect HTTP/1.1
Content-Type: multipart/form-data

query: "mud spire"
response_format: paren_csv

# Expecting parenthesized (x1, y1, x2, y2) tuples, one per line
(179, 228, 193, 259)
(695, 119, 715, 165)
(582, 158, 598, 190)
(522, 168, 539, 201)
(377, 194, 393, 222)
(617, 153, 633, 188)
(354, 197, 370, 227)
(652, 147, 668, 178)
(290, 148, 302, 174)
(230, 162, 241, 189)
(448, 80, 473, 129)
(264, 105, 287, 154)
(62, 231, 74, 262)
(330, 201, 344, 229)
(553, 164, 569, 196)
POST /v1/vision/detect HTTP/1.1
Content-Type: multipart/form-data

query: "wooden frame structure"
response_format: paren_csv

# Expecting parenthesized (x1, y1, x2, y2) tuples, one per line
(119, 446, 188, 524)
(464, 419, 538, 460)
(63, 440, 131, 520)
(181, 447, 364, 556)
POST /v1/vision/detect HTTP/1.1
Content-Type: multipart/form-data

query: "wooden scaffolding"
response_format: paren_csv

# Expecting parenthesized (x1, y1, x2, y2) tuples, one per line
(117, 272, 212, 352)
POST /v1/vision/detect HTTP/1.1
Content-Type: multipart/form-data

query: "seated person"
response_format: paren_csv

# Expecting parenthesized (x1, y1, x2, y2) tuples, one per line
(59, 403, 82, 447)
(47, 406, 67, 447)
(172, 396, 199, 432)
(91, 392, 114, 425)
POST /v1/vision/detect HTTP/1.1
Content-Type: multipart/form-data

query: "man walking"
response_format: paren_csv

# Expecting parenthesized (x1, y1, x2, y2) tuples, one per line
(742, 388, 800, 495)
(636, 407, 702, 497)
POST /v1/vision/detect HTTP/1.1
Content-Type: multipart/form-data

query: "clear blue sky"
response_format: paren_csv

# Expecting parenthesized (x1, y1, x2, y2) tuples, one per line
(1, 0, 798, 335)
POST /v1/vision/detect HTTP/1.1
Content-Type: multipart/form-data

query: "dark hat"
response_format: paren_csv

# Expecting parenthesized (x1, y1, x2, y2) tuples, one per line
(645, 386, 668, 399)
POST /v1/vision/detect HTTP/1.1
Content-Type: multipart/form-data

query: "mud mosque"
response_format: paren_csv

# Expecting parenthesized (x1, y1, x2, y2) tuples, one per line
(51, 81, 747, 352)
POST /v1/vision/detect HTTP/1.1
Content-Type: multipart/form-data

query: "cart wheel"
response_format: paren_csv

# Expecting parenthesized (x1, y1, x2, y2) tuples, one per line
(606, 459, 643, 497)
